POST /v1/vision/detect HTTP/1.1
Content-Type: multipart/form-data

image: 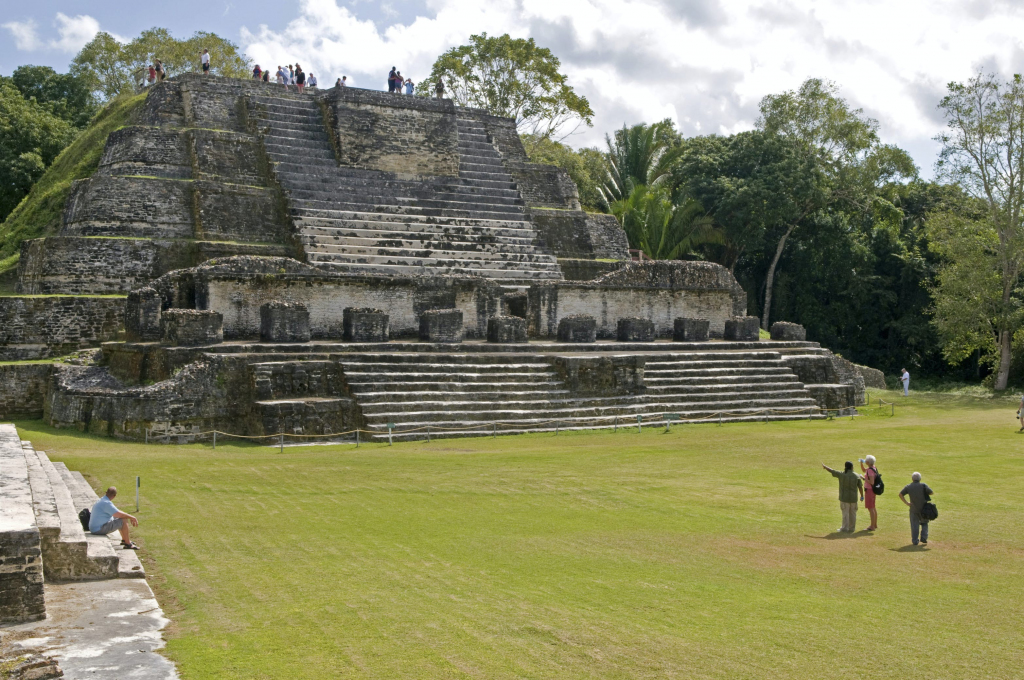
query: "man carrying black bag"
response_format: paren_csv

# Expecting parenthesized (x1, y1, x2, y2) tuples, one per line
(899, 472, 935, 546)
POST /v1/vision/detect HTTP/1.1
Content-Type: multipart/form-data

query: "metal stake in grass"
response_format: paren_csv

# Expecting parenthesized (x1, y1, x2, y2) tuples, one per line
(387, 423, 394, 446)
(213, 430, 217, 448)
(637, 414, 642, 434)
(492, 422, 496, 438)
(280, 433, 284, 453)
(135, 476, 140, 512)
(426, 426, 431, 442)
(356, 428, 360, 448)
(614, 416, 618, 433)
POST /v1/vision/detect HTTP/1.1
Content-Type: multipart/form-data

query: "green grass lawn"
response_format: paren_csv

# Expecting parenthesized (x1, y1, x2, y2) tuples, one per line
(13, 390, 1024, 679)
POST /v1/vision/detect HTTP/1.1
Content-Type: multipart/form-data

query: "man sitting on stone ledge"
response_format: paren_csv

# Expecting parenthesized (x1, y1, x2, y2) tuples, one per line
(89, 486, 141, 550)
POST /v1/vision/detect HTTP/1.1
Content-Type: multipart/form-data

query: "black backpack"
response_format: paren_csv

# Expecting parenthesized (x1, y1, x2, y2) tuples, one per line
(78, 508, 90, 531)
(869, 467, 884, 495)
(921, 491, 938, 521)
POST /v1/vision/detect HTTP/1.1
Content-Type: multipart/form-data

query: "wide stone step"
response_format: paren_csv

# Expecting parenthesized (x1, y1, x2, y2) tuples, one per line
(307, 260, 563, 279)
(275, 170, 522, 197)
(460, 169, 516, 182)
(458, 140, 497, 152)
(291, 199, 525, 220)
(306, 251, 560, 273)
(344, 366, 557, 379)
(286, 187, 525, 209)
(265, 138, 333, 153)
(262, 119, 328, 135)
(64, 469, 146, 579)
(459, 132, 490, 143)
(301, 233, 548, 254)
(303, 242, 556, 264)
(459, 157, 506, 170)
(359, 389, 816, 415)
(299, 223, 542, 246)
(363, 397, 820, 426)
(293, 210, 531, 229)
(373, 412, 827, 441)
(354, 388, 572, 403)
(25, 445, 119, 581)
(348, 381, 566, 394)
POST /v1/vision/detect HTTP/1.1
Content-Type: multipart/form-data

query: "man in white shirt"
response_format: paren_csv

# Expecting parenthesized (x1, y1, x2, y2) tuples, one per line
(201, 49, 210, 75)
(900, 368, 910, 396)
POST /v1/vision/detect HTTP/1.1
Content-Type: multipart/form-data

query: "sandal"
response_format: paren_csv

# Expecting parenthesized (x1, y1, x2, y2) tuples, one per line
(121, 541, 141, 550)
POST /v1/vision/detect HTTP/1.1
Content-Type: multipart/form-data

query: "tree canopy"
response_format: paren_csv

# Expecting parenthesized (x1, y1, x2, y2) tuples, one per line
(0, 79, 77, 222)
(72, 28, 252, 100)
(420, 33, 593, 140)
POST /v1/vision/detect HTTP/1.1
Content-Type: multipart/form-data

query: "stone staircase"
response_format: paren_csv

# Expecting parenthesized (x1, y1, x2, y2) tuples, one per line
(16, 429, 144, 582)
(249, 94, 563, 281)
(200, 340, 836, 441)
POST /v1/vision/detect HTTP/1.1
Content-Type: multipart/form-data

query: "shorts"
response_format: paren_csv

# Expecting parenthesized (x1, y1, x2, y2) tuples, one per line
(202, 63, 210, 72)
(92, 518, 123, 535)
(864, 490, 876, 509)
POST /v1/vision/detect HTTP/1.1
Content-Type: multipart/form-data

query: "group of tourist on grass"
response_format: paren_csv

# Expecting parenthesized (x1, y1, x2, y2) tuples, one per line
(822, 457, 935, 546)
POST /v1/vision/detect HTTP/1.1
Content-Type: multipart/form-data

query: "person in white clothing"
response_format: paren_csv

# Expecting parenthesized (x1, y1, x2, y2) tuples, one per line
(900, 368, 910, 396)
(201, 48, 210, 74)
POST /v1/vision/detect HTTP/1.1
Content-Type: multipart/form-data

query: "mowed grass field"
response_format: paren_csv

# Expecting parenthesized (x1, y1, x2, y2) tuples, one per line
(12, 391, 1024, 679)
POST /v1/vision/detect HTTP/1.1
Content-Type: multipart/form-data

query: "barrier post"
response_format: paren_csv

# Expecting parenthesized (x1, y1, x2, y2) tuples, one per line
(555, 420, 559, 435)
(135, 476, 140, 512)
(636, 415, 642, 434)
(614, 416, 618, 432)
(356, 428, 360, 448)
(426, 426, 431, 442)
(145, 429, 149, 444)
(388, 423, 393, 446)
(280, 434, 284, 453)
(891, 402, 894, 417)
(213, 430, 217, 449)
(492, 422, 496, 438)
(718, 413, 722, 427)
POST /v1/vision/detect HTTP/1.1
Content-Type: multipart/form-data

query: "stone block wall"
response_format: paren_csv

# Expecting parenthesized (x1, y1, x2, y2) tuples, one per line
(617, 317, 655, 342)
(61, 176, 195, 239)
(260, 301, 310, 342)
(530, 210, 629, 262)
(419, 309, 464, 343)
(506, 163, 581, 210)
(0, 296, 124, 361)
(321, 87, 459, 177)
(0, 426, 46, 623)
(161, 309, 223, 346)
(124, 288, 162, 342)
(18, 237, 161, 295)
(674, 317, 709, 341)
(97, 126, 191, 179)
(557, 315, 597, 343)
(487, 315, 527, 343)
(343, 308, 389, 342)
(549, 355, 646, 396)
(0, 364, 53, 419)
(724, 317, 761, 341)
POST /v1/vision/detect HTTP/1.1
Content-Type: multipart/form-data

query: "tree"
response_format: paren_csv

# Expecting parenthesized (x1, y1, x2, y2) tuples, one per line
(419, 33, 593, 140)
(9, 65, 97, 128)
(72, 28, 252, 100)
(521, 134, 606, 212)
(0, 80, 76, 221)
(600, 120, 682, 206)
(753, 78, 916, 328)
(929, 72, 1024, 389)
(611, 185, 721, 260)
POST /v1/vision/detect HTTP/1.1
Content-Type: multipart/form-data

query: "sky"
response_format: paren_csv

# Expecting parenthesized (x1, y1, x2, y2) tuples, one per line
(5, 0, 1024, 178)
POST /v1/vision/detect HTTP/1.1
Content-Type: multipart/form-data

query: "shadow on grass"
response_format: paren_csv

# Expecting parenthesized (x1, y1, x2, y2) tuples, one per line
(891, 545, 931, 552)
(805, 531, 873, 540)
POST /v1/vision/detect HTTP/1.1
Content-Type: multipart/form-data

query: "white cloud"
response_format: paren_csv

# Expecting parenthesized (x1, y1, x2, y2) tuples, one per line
(240, 0, 1024, 175)
(3, 19, 42, 51)
(49, 12, 102, 52)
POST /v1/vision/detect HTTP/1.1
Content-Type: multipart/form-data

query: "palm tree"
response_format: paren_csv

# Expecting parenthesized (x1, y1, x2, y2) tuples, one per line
(611, 185, 723, 260)
(600, 121, 683, 206)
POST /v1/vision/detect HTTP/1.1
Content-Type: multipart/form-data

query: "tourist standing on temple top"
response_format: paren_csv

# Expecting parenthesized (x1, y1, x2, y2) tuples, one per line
(388, 66, 398, 92)
(308, 73, 317, 88)
(821, 461, 864, 533)
(295, 64, 306, 93)
(148, 64, 156, 85)
(859, 455, 880, 531)
(201, 48, 210, 75)
(404, 77, 414, 94)
(435, 78, 445, 98)
(252, 64, 262, 80)
(900, 368, 910, 396)
(276, 66, 288, 89)
(262, 68, 270, 84)
(154, 59, 165, 82)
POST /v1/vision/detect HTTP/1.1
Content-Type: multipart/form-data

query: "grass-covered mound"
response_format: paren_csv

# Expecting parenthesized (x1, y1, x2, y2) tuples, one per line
(0, 93, 146, 276)
(14, 390, 1024, 679)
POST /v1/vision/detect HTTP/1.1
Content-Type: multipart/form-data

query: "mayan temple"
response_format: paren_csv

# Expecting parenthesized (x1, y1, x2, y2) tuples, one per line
(0, 74, 880, 440)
